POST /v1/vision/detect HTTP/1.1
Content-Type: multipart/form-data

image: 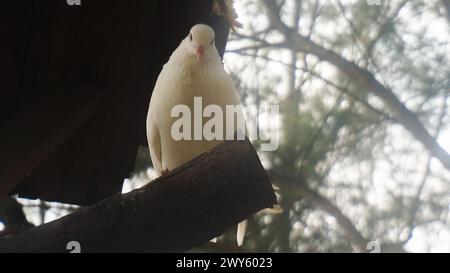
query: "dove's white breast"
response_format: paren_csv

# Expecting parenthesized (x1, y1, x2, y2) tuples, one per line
(147, 54, 241, 172)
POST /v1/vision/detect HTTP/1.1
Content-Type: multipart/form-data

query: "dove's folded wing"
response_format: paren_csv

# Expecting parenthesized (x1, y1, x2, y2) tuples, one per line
(237, 220, 247, 247)
(147, 119, 163, 176)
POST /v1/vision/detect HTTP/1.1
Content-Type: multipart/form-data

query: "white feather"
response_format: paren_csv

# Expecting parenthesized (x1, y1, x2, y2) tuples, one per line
(237, 220, 247, 247)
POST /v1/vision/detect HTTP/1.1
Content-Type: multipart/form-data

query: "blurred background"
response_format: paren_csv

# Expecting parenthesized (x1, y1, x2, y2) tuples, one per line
(1, 0, 450, 252)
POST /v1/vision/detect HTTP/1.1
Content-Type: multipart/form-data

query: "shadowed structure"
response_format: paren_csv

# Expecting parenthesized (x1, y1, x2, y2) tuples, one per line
(0, 0, 230, 205)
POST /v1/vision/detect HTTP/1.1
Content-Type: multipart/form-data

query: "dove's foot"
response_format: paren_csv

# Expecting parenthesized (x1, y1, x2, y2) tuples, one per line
(161, 168, 170, 176)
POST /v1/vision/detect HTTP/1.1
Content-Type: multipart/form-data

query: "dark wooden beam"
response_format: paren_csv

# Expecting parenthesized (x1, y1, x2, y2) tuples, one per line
(1, 0, 222, 205)
(0, 85, 104, 196)
(0, 140, 277, 252)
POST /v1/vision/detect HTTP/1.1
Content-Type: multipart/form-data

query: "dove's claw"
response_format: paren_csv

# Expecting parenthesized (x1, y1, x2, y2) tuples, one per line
(161, 168, 170, 176)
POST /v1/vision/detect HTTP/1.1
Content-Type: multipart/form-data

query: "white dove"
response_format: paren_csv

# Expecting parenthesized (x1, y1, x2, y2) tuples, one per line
(146, 24, 248, 246)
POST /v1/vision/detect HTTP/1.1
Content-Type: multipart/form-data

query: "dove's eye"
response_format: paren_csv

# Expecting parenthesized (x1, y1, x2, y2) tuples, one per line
(189, 34, 193, 41)
(210, 38, 215, 46)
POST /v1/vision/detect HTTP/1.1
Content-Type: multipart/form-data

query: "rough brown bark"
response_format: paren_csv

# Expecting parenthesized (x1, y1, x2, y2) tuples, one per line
(0, 140, 277, 253)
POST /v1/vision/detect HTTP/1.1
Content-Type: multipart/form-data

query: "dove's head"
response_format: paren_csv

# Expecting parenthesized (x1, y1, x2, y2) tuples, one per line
(185, 24, 216, 62)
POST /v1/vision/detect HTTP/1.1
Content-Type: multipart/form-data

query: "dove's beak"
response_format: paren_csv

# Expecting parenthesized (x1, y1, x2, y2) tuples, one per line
(195, 46, 204, 62)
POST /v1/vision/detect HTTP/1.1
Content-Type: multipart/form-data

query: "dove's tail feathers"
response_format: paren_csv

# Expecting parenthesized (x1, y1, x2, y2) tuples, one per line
(147, 120, 164, 177)
(237, 220, 247, 247)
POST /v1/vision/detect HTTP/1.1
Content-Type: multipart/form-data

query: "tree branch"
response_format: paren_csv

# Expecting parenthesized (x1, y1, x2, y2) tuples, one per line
(269, 172, 369, 252)
(443, 0, 450, 21)
(0, 140, 278, 253)
(405, 92, 449, 241)
(227, 49, 395, 122)
(262, 0, 450, 171)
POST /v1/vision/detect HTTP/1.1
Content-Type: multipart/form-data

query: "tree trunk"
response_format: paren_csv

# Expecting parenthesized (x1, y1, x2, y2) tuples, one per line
(0, 140, 277, 253)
